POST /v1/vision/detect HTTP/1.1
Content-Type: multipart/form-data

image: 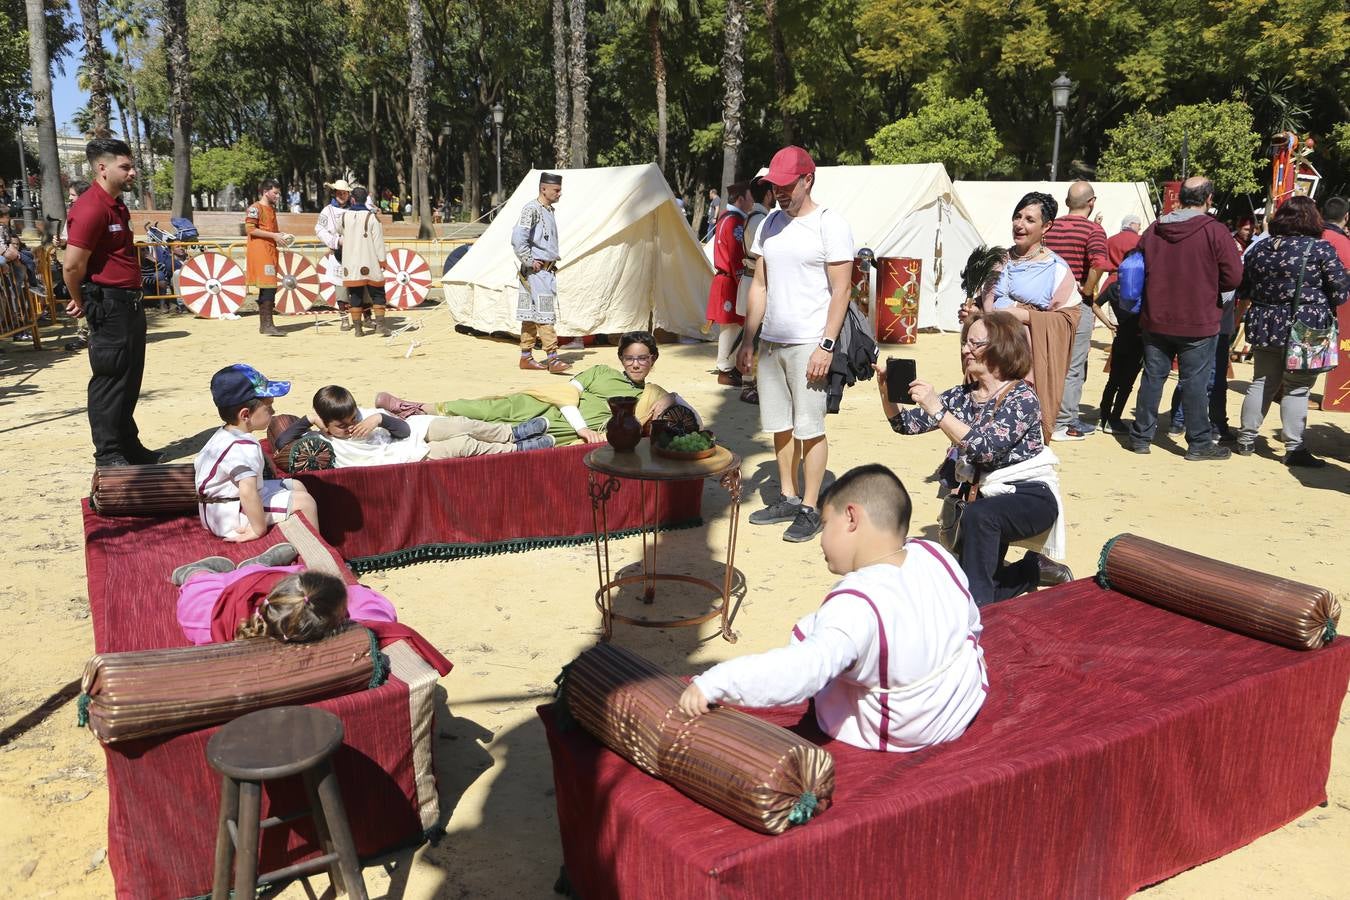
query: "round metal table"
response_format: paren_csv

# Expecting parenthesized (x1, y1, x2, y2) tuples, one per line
(584, 442, 742, 642)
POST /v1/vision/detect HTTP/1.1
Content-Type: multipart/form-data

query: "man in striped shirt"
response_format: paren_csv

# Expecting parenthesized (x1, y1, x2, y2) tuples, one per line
(1043, 181, 1110, 441)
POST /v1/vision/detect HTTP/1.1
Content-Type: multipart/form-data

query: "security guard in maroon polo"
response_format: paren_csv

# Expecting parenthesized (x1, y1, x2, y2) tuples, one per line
(63, 138, 159, 466)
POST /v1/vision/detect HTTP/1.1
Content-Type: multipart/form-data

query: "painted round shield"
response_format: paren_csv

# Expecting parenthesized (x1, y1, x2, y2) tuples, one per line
(382, 248, 431, 309)
(274, 250, 321, 314)
(178, 252, 246, 319)
(318, 251, 342, 307)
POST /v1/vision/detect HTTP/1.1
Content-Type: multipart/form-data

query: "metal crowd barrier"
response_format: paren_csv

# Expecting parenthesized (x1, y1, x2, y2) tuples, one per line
(0, 258, 42, 348)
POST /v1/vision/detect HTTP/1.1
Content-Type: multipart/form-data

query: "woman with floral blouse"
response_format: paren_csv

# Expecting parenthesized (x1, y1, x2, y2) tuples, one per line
(878, 311, 1071, 606)
(1237, 196, 1350, 467)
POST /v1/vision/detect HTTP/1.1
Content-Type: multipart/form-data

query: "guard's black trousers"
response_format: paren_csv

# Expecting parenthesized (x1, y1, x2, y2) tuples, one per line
(85, 286, 147, 464)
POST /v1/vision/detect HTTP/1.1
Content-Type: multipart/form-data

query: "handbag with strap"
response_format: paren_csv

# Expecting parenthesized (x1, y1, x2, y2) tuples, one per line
(935, 382, 1015, 554)
(1284, 241, 1340, 372)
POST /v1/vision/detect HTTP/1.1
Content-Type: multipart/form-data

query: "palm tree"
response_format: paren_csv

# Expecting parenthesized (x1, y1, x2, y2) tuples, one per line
(719, 0, 746, 194)
(407, 0, 434, 237)
(106, 0, 153, 206)
(24, 0, 67, 227)
(551, 0, 570, 167)
(77, 0, 112, 138)
(162, 0, 192, 218)
(567, 0, 588, 165)
(619, 0, 695, 175)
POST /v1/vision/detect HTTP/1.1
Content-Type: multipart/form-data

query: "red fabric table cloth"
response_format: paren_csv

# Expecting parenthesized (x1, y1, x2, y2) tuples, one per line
(541, 580, 1350, 900)
(83, 501, 441, 899)
(291, 443, 705, 573)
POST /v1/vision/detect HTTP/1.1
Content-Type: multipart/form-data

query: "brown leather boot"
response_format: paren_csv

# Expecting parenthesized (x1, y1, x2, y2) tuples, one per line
(258, 299, 283, 336)
(373, 305, 392, 337)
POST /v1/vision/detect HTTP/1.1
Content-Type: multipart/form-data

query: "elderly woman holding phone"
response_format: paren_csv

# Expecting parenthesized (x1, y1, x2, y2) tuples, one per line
(878, 311, 1072, 606)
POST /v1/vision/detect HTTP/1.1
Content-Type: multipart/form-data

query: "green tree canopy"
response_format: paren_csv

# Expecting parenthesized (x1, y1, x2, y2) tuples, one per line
(151, 137, 276, 198)
(1099, 99, 1262, 195)
(865, 77, 1006, 178)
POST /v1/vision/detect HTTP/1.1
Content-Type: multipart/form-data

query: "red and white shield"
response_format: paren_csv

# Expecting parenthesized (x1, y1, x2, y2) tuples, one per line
(179, 252, 246, 319)
(318, 251, 342, 307)
(274, 250, 321, 314)
(382, 248, 431, 309)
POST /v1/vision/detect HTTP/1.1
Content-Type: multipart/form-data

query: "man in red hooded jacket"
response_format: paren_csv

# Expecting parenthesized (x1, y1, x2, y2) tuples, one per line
(1128, 176, 1243, 460)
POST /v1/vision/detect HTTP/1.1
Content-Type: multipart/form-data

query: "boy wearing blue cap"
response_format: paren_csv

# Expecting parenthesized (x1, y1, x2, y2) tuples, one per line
(195, 364, 320, 541)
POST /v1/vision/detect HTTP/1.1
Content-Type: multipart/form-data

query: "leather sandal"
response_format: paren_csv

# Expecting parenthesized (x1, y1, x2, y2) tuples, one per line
(546, 357, 572, 374)
(520, 356, 547, 370)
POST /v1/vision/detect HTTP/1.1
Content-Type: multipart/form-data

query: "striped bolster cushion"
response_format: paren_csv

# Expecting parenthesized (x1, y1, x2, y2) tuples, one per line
(559, 643, 835, 835)
(90, 463, 200, 517)
(1098, 533, 1341, 650)
(78, 624, 383, 743)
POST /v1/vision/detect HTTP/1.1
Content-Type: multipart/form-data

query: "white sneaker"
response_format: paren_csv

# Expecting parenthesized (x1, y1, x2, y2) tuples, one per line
(1051, 426, 1086, 442)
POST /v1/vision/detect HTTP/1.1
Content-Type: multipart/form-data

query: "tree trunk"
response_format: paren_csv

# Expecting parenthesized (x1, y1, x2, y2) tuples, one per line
(551, 0, 570, 167)
(367, 89, 379, 196)
(407, 0, 434, 237)
(648, 9, 667, 174)
(122, 60, 148, 206)
(763, 0, 795, 145)
(720, 0, 746, 194)
(308, 62, 332, 179)
(462, 143, 481, 220)
(77, 0, 112, 138)
(566, 0, 588, 166)
(162, 0, 193, 219)
(25, 0, 66, 228)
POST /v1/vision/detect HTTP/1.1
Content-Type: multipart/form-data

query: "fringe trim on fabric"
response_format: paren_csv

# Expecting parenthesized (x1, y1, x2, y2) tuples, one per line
(788, 791, 819, 826)
(1095, 534, 1125, 590)
(366, 627, 389, 689)
(347, 518, 704, 574)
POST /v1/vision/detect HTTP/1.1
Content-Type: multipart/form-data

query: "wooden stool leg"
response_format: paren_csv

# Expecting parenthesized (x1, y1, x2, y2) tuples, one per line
(310, 760, 368, 900)
(211, 776, 240, 900)
(302, 767, 345, 896)
(233, 780, 263, 895)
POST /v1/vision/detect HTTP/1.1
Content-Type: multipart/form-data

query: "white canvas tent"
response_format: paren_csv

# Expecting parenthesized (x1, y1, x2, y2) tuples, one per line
(709, 164, 983, 331)
(441, 164, 710, 338)
(952, 180, 1156, 250)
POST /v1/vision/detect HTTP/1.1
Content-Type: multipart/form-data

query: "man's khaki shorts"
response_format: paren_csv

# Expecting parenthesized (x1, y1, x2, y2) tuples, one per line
(757, 340, 828, 440)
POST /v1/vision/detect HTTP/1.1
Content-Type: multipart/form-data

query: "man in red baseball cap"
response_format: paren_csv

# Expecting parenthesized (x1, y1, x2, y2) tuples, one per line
(737, 146, 855, 543)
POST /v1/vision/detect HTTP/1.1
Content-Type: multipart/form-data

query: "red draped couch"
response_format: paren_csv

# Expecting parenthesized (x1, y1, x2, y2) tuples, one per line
(288, 443, 704, 573)
(541, 580, 1350, 899)
(83, 502, 442, 899)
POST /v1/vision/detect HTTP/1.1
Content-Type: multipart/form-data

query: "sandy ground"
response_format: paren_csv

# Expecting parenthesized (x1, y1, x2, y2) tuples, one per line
(1, 299, 1346, 898)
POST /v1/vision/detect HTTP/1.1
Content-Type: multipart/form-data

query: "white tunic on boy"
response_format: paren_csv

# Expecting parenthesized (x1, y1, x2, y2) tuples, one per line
(693, 539, 987, 752)
(194, 428, 294, 537)
(323, 409, 438, 468)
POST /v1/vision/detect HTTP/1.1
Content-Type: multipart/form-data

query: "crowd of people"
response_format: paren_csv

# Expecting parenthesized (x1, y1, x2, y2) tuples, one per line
(58, 136, 1350, 760)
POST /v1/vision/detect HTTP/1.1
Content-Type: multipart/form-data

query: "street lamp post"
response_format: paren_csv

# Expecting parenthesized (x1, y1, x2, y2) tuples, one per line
(1050, 73, 1073, 182)
(491, 102, 504, 207)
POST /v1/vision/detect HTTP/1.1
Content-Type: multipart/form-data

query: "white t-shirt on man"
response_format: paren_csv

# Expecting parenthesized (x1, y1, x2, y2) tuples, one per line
(751, 206, 854, 345)
(693, 539, 987, 752)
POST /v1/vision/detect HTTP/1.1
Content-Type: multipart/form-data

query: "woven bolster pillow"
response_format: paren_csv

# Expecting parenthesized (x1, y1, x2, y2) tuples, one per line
(559, 643, 835, 835)
(79, 625, 385, 743)
(1098, 533, 1340, 650)
(90, 463, 199, 517)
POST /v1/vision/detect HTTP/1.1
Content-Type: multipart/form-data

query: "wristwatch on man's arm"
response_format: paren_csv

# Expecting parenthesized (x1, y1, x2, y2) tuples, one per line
(818, 336, 836, 352)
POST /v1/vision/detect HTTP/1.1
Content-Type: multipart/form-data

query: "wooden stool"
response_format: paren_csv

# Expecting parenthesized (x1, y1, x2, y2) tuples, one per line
(207, 706, 368, 900)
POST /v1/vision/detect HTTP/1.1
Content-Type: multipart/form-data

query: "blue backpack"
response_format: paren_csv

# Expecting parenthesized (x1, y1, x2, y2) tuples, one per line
(1116, 249, 1145, 314)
